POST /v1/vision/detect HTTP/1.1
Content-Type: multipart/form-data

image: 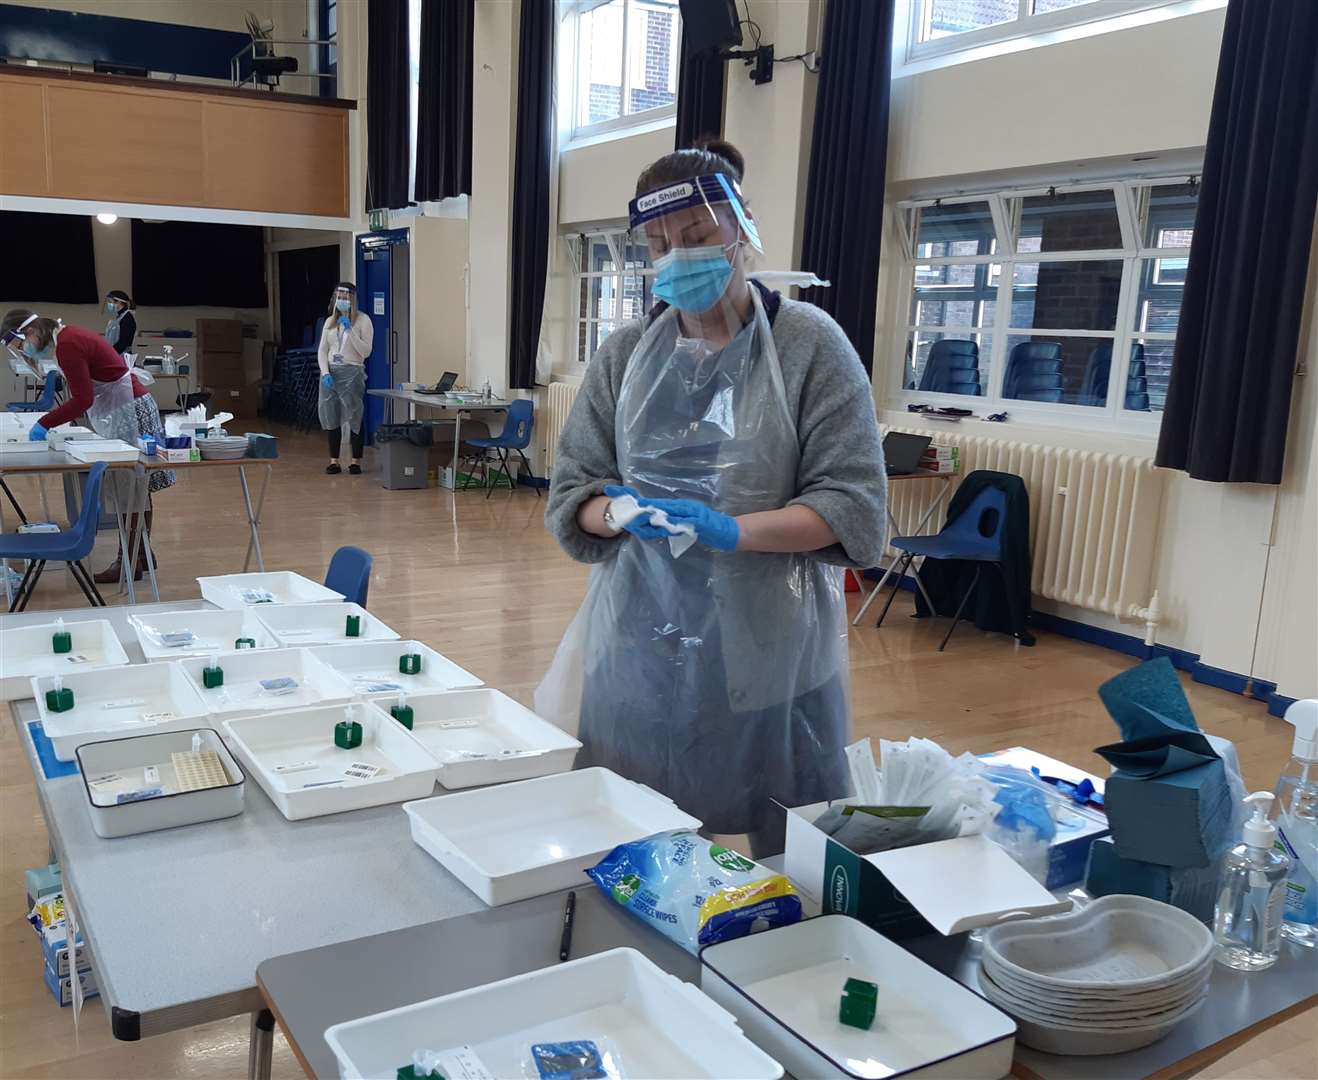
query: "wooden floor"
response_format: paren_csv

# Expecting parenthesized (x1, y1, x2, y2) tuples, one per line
(1, 425, 1312, 1079)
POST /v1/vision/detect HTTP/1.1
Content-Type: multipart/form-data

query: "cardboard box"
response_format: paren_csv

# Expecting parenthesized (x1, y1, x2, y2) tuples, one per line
(24, 863, 61, 911)
(203, 349, 246, 388)
(195, 318, 243, 353)
(42, 962, 99, 1007)
(40, 921, 90, 978)
(159, 446, 200, 463)
(215, 382, 263, 420)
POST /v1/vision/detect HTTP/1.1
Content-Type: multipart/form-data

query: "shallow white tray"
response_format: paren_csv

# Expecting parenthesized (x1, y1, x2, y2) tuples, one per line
(404, 767, 701, 906)
(0, 619, 130, 702)
(65, 438, 140, 462)
(75, 728, 244, 838)
(700, 914, 1015, 1080)
(324, 947, 783, 1080)
(983, 894, 1214, 991)
(975, 964, 1206, 1028)
(178, 648, 354, 719)
(34, 662, 210, 762)
(198, 571, 344, 609)
(223, 702, 439, 821)
(254, 603, 398, 646)
(982, 949, 1211, 1011)
(309, 640, 482, 699)
(131, 608, 280, 660)
(403, 689, 581, 789)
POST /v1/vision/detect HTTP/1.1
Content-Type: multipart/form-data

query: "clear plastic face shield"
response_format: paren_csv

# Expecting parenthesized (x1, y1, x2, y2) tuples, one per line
(3, 313, 41, 368)
(628, 173, 764, 341)
(333, 286, 355, 316)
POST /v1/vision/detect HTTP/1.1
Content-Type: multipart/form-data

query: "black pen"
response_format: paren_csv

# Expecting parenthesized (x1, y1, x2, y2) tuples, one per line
(559, 890, 576, 962)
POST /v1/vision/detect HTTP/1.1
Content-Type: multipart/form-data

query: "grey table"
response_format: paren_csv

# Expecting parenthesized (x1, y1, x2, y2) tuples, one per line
(366, 389, 510, 489)
(7, 601, 489, 1079)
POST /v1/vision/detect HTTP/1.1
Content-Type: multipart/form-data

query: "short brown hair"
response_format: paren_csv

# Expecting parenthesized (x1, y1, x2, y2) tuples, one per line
(1, 309, 57, 350)
(635, 136, 746, 197)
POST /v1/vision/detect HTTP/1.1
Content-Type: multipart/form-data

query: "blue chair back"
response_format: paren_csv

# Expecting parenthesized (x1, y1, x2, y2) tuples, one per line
(919, 339, 981, 395)
(942, 482, 1008, 558)
(325, 545, 373, 606)
(1004, 341, 1064, 402)
(495, 400, 535, 450)
(1082, 343, 1149, 410)
(68, 462, 108, 559)
(37, 370, 60, 410)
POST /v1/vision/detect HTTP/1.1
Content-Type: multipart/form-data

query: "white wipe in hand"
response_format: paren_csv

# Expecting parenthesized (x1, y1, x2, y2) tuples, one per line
(608, 494, 697, 557)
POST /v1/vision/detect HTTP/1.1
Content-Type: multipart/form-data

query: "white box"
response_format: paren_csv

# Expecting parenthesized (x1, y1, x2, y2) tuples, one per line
(325, 947, 783, 1080)
(75, 727, 245, 838)
(403, 767, 701, 906)
(309, 640, 482, 699)
(130, 608, 280, 660)
(33, 662, 210, 762)
(254, 602, 398, 646)
(223, 702, 440, 820)
(0, 620, 130, 702)
(177, 648, 354, 719)
(700, 915, 1015, 1080)
(197, 571, 344, 609)
(65, 438, 141, 462)
(402, 689, 580, 790)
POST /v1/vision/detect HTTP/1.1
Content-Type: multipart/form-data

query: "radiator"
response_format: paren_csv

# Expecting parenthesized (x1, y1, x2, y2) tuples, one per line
(888, 428, 1164, 619)
(544, 381, 581, 474)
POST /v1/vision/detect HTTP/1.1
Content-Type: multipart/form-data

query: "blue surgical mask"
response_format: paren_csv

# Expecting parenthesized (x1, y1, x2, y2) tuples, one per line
(106, 301, 117, 313)
(22, 339, 52, 362)
(335, 298, 351, 312)
(653, 244, 736, 314)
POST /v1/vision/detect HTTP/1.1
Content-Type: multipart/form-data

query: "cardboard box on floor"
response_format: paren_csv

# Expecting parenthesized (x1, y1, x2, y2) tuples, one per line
(213, 381, 263, 421)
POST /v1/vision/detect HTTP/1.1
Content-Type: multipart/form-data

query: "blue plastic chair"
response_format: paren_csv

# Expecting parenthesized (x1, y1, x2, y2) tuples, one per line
(461, 399, 539, 499)
(918, 339, 982, 396)
(0, 462, 107, 612)
(875, 480, 1009, 652)
(324, 545, 373, 607)
(1004, 342, 1064, 402)
(7, 370, 61, 413)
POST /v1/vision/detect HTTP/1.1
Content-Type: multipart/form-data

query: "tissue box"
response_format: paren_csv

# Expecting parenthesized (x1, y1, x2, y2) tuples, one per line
(1106, 758, 1233, 868)
(1085, 837, 1220, 923)
(42, 962, 99, 1007)
(24, 863, 61, 910)
(245, 433, 278, 459)
(40, 921, 90, 977)
(159, 445, 200, 463)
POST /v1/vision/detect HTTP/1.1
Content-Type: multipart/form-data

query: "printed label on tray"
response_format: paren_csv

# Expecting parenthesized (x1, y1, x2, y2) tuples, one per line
(63, 654, 91, 664)
(87, 773, 122, 787)
(140, 711, 177, 723)
(343, 762, 383, 780)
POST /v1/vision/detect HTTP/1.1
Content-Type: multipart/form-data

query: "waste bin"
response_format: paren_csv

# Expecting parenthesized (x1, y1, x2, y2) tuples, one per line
(375, 424, 433, 490)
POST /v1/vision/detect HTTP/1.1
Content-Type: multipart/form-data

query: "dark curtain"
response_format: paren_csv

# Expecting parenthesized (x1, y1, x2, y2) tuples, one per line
(508, 0, 555, 389)
(0, 212, 97, 303)
(131, 222, 266, 307)
(366, 0, 410, 211)
(674, 28, 725, 148)
(1155, 0, 1318, 484)
(798, 0, 894, 376)
(414, 0, 474, 201)
(276, 246, 340, 348)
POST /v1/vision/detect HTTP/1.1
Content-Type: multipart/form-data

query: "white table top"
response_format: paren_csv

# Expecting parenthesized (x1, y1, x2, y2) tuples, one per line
(366, 389, 511, 410)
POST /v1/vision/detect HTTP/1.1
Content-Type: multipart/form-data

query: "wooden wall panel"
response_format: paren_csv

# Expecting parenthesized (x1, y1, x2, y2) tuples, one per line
(0, 80, 51, 195)
(204, 101, 349, 217)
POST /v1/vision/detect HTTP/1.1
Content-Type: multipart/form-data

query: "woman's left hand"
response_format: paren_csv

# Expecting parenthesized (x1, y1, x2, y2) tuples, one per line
(338, 315, 351, 330)
(642, 497, 740, 552)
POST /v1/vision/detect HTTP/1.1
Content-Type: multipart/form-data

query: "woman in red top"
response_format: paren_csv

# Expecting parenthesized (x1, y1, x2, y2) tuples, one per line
(2, 309, 175, 582)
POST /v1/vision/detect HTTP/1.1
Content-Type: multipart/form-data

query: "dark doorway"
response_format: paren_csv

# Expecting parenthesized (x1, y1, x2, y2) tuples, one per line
(277, 245, 341, 349)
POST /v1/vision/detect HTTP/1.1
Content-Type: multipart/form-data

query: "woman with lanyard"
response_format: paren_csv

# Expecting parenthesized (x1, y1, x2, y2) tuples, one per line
(1, 309, 174, 583)
(103, 290, 136, 356)
(540, 139, 888, 857)
(318, 281, 374, 475)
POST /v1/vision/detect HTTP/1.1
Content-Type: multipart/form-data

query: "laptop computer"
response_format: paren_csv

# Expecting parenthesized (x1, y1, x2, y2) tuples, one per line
(416, 371, 459, 395)
(884, 432, 933, 476)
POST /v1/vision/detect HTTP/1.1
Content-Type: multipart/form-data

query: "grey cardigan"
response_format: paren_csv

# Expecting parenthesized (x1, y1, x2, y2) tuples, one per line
(546, 295, 888, 569)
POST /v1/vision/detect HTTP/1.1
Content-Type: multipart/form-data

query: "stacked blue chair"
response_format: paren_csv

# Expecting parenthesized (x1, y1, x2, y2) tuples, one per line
(7, 370, 61, 414)
(1, 462, 107, 611)
(1004, 341, 1064, 402)
(1081, 343, 1151, 410)
(918, 339, 981, 395)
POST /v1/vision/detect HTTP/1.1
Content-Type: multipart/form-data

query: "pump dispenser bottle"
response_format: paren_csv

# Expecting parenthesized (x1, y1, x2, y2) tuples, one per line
(1213, 792, 1291, 971)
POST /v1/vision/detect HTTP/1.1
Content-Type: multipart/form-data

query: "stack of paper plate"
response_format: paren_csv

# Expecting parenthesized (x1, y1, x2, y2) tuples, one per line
(196, 436, 248, 461)
(979, 895, 1214, 1056)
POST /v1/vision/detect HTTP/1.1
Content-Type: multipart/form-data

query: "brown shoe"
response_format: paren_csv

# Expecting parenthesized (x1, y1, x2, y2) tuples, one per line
(93, 560, 123, 585)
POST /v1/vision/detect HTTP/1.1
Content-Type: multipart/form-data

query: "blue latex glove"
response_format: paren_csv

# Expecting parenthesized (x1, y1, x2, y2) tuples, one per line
(321, 373, 334, 389)
(602, 484, 669, 541)
(641, 497, 740, 552)
(28, 421, 48, 442)
(338, 315, 352, 331)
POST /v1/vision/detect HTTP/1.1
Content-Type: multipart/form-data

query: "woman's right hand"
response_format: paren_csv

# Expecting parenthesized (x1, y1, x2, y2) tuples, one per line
(321, 373, 334, 389)
(602, 485, 671, 540)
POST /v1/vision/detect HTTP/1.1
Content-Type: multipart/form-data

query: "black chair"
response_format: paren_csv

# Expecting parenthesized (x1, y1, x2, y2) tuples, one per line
(918, 339, 981, 396)
(1004, 342, 1064, 402)
(1081, 343, 1150, 410)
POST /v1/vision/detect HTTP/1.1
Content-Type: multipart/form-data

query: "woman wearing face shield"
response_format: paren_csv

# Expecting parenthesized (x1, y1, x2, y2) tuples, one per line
(103, 291, 136, 356)
(541, 139, 888, 857)
(318, 282, 374, 475)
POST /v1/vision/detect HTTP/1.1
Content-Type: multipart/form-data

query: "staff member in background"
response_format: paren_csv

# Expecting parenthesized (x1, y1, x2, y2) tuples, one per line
(318, 281, 374, 475)
(541, 139, 888, 857)
(103, 290, 136, 356)
(1, 309, 174, 583)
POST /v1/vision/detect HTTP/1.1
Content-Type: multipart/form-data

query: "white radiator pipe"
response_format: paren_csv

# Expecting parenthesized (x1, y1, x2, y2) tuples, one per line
(1127, 590, 1162, 647)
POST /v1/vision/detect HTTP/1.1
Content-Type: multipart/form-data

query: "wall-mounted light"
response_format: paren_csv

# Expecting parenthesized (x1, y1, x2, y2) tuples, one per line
(96, 212, 119, 225)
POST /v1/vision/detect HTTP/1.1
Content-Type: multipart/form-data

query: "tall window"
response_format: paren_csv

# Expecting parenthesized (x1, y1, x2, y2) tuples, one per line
(571, 0, 680, 140)
(898, 178, 1197, 425)
(568, 229, 654, 363)
(318, 0, 337, 98)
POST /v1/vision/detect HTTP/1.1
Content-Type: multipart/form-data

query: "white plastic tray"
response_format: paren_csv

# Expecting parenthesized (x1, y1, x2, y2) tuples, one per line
(75, 728, 244, 838)
(324, 947, 783, 1080)
(403, 767, 701, 906)
(0, 619, 130, 701)
(700, 914, 1016, 1080)
(223, 702, 439, 820)
(177, 648, 354, 719)
(130, 608, 280, 660)
(254, 603, 399, 646)
(309, 640, 482, 699)
(34, 662, 210, 762)
(403, 689, 581, 789)
(197, 571, 344, 609)
(65, 438, 141, 462)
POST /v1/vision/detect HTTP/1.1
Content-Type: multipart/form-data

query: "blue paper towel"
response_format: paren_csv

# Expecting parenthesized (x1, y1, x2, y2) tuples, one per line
(1104, 759, 1234, 868)
(1099, 658, 1198, 741)
(1084, 837, 1220, 923)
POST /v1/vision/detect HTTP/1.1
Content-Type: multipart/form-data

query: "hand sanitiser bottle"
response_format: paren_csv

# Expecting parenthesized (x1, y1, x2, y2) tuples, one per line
(1271, 701, 1318, 947)
(1213, 792, 1291, 971)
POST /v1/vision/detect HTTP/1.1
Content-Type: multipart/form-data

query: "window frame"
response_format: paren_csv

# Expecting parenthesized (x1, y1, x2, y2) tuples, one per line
(566, 226, 656, 365)
(567, 0, 680, 143)
(893, 177, 1196, 433)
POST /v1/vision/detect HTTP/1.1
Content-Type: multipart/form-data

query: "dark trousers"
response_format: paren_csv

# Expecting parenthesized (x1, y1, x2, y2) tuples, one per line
(328, 428, 363, 458)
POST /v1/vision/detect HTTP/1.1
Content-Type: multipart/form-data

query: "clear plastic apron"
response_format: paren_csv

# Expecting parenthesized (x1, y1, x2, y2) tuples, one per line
(537, 288, 850, 834)
(85, 370, 137, 437)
